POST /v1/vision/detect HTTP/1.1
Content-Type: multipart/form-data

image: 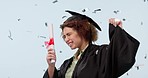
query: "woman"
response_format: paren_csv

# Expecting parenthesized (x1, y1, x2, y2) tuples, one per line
(43, 10, 140, 78)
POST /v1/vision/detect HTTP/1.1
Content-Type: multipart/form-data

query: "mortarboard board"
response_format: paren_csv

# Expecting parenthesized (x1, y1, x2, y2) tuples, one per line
(65, 10, 101, 31)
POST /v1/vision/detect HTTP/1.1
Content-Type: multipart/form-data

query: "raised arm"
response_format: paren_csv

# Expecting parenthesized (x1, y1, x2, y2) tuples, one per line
(108, 18, 140, 77)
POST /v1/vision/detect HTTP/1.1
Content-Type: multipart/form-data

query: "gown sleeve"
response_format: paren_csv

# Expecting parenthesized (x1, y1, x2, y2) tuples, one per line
(43, 67, 58, 78)
(43, 58, 73, 78)
(108, 24, 140, 77)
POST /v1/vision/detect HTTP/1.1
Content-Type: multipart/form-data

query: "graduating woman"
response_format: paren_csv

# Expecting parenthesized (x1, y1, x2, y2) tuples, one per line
(43, 10, 140, 78)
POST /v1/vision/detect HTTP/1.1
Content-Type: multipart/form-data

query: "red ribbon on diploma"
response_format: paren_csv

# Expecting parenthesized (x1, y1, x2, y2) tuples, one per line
(45, 38, 54, 48)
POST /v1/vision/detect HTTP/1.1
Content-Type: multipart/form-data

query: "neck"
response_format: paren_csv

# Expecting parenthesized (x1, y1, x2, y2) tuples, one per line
(79, 40, 89, 51)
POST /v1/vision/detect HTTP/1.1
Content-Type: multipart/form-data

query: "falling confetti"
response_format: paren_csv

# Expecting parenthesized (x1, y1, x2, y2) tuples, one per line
(38, 35, 47, 39)
(126, 73, 129, 76)
(135, 66, 139, 70)
(144, 0, 148, 2)
(82, 8, 89, 12)
(42, 45, 45, 47)
(144, 54, 147, 59)
(8, 30, 13, 40)
(17, 18, 21, 21)
(113, 10, 119, 14)
(52, 0, 58, 3)
(141, 22, 143, 25)
(82, 9, 86, 12)
(45, 22, 48, 27)
(92, 8, 101, 13)
(135, 64, 144, 70)
(59, 51, 62, 53)
(43, 69, 46, 72)
(35, 4, 38, 6)
(122, 18, 126, 21)
(62, 15, 67, 19)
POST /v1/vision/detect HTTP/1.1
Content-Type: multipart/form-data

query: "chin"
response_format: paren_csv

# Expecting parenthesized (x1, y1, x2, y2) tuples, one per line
(70, 46, 77, 50)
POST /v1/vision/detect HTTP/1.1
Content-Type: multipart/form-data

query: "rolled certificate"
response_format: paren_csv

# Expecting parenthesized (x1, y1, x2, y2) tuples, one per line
(45, 24, 55, 63)
(48, 24, 55, 63)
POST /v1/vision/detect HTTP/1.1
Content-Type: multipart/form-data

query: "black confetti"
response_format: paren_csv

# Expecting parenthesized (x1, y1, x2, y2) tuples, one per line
(62, 16, 67, 19)
(144, 54, 147, 59)
(82, 9, 86, 12)
(82, 8, 89, 12)
(38, 35, 46, 39)
(113, 10, 119, 14)
(144, 0, 148, 2)
(135, 64, 144, 70)
(136, 66, 139, 70)
(122, 18, 126, 21)
(43, 69, 46, 72)
(141, 22, 143, 25)
(17, 18, 21, 21)
(42, 45, 45, 47)
(92, 8, 101, 13)
(45, 22, 48, 27)
(8, 30, 13, 40)
(126, 73, 129, 76)
(52, 0, 58, 3)
(59, 51, 62, 53)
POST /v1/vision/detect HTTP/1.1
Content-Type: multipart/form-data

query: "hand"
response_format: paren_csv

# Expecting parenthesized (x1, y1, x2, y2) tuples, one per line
(109, 18, 123, 28)
(46, 48, 56, 66)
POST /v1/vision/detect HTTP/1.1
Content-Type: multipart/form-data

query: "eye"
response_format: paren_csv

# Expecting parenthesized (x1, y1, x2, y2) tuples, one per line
(62, 32, 72, 40)
(67, 33, 71, 36)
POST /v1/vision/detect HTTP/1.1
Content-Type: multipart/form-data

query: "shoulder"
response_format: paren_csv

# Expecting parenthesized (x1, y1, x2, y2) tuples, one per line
(91, 44, 109, 50)
(86, 44, 109, 55)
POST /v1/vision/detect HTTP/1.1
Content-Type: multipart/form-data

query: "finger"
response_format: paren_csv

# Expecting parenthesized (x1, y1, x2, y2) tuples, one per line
(48, 48, 54, 52)
(47, 52, 56, 59)
(109, 18, 114, 23)
(115, 19, 123, 28)
(111, 18, 116, 26)
(46, 55, 56, 61)
(109, 18, 116, 26)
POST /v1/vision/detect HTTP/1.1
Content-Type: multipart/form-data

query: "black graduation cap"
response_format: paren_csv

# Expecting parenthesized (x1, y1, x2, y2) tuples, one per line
(65, 10, 101, 31)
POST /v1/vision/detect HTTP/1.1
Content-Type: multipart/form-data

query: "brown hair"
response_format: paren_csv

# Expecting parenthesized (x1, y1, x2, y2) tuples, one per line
(60, 15, 98, 43)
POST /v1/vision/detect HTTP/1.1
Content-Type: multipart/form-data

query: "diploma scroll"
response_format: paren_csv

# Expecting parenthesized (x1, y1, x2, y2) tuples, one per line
(45, 24, 55, 63)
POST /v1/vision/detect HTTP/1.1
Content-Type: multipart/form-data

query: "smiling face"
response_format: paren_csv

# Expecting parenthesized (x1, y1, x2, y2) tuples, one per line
(60, 15, 98, 50)
(62, 27, 87, 50)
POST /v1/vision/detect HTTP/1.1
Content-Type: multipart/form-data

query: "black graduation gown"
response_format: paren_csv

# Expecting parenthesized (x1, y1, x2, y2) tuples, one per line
(43, 24, 140, 78)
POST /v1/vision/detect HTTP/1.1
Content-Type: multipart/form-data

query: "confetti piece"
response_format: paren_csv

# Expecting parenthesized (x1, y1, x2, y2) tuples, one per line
(122, 18, 126, 21)
(42, 45, 44, 47)
(8, 30, 13, 40)
(82, 8, 89, 12)
(135, 64, 144, 70)
(35, 4, 38, 6)
(126, 73, 129, 76)
(144, 54, 147, 59)
(45, 22, 48, 27)
(59, 51, 62, 53)
(141, 22, 143, 25)
(43, 69, 46, 72)
(52, 0, 58, 3)
(92, 8, 101, 13)
(17, 18, 21, 21)
(39, 35, 46, 39)
(113, 10, 119, 14)
(62, 16, 67, 19)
